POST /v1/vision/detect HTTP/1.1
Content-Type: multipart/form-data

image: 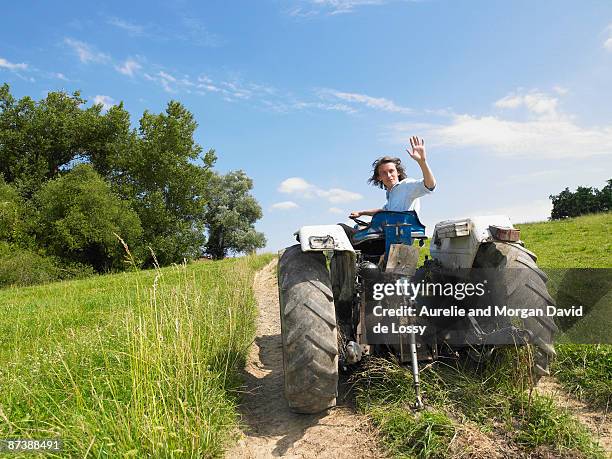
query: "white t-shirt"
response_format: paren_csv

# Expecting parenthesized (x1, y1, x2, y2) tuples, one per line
(382, 178, 434, 214)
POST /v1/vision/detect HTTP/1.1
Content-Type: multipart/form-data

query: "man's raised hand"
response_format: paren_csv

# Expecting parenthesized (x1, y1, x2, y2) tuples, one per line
(407, 136, 427, 163)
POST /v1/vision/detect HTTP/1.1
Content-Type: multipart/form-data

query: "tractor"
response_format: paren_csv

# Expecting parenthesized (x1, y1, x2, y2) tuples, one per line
(277, 211, 557, 413)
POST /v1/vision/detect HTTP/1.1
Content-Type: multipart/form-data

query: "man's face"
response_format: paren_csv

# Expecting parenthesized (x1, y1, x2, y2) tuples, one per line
(377, 162, 399, 190)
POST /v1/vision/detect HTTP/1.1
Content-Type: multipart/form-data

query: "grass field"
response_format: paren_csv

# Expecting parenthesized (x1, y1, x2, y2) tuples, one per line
(355, 212, 611, 458)
(517, 213, 611, 268)
(1, 213, 609, 457)
(518, 213, 612, 411)
(0, 254, 273, 457)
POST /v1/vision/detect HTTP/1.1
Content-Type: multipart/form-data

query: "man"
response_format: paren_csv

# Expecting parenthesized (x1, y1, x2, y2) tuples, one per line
(350, 136, 435, 218)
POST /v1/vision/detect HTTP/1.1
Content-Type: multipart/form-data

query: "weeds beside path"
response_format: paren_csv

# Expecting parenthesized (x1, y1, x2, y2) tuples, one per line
(0, 254, 272, 457)
(537, 377, 611, 453)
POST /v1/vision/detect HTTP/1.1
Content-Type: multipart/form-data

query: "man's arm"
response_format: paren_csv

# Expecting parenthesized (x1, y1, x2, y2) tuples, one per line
(349, 208, 383, 218)
(407, 136, 436, 190)
(418, 161, 436, 191)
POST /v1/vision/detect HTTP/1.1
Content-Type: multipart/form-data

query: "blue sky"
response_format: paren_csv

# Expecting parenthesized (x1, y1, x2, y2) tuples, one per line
(2, 0, 612, 252)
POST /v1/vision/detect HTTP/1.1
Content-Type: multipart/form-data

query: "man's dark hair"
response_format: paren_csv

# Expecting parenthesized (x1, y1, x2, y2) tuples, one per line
(367, 156, 407, 189)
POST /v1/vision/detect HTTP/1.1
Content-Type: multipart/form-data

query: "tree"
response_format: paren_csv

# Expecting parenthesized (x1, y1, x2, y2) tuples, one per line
(102, 101, 217, 266)
(0, 176, 32, 246)
(204, 170, 266, 259)
(1, 84, 267, 270)
(33, 164, 143, 271)
(0, 84, 132, 197)
(596, 179, 612, 212)
(550, 179, 612, 219)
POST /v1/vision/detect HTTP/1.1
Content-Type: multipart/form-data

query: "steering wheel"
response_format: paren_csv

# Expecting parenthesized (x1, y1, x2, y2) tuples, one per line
(349, 215, 370, 227)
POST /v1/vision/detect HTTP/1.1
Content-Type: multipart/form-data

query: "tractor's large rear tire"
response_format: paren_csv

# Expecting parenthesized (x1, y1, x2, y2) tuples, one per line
(278, 245, 339, 413)
(473, 242, 558, 379)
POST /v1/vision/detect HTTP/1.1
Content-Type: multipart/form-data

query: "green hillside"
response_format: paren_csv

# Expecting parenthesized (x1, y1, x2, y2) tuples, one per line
(1, 213, 609, 457)
(0, 254, 273, 457)
(517, 212, 612, 268)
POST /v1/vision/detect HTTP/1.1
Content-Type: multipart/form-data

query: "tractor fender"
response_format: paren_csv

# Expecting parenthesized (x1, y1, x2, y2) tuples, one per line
(295, 225, 355, 252)
(429, 215, 519, 271)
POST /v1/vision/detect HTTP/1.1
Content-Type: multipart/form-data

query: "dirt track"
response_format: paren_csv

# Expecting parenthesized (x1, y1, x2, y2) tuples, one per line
(226, 260, 386, 458)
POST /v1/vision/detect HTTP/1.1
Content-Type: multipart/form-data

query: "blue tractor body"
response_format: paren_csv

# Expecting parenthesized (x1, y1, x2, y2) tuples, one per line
(351, 211, 426, 259)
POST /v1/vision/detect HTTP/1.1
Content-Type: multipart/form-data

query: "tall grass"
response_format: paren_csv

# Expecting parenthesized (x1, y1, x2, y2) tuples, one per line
(0, 254, 272, 457)
(553, 344, 612, 409)
(354, 353, 605, 458)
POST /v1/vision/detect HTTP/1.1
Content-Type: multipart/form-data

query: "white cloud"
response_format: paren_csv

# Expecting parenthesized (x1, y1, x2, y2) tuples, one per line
(156, 71, 178, 93)
(328, 207, 344, 214)
(139, 69, 366, 117)
(604, 23, 612, 51)
(494, 90, 559, 118)
(197, 75, 214, 84)
(158, 71, 177, 82)
(64, 38, 110, 63)
(293, 101, 357, 114)
(196, 75, 223, 95)
(321, 89, 412, 114)
(143, 72, 177, 93)
(388, 87, 612, 159)
(279, 177, 363, 203)
(297, 0, 402, 15)
(271, 201, 299, 210)
(92, 95, 116, 112)
(150, 72, 246, 96)
(138, 67, 355, 115)
(0, 57, 28, 71)
(107, 17, 146, 36)
(287, 7, 319, 17)
(279, 177, 313, 194)
(53, 72, 68, 81)
(220, 81, 252, 99)
(197, 84, 221, 93)
(552, 85, 569, 95)
(391, 114, 612, 159)
(494, 94, 522, 109)
(116, 59, 142, 77)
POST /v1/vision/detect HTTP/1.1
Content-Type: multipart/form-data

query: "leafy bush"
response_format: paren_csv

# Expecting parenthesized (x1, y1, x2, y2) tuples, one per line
(33, 164, 143, 272)
(0, 177, 34, 247)
(0, 242, 59, 287)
